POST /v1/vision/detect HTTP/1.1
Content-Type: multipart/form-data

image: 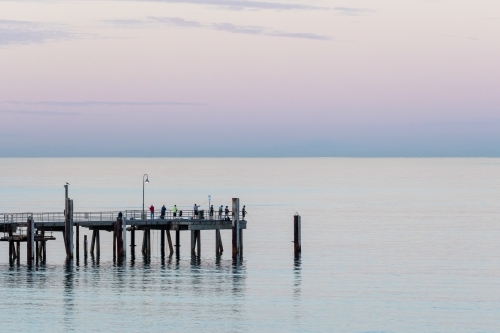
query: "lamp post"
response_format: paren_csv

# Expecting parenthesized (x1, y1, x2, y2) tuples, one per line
(142, 174, 149, 220)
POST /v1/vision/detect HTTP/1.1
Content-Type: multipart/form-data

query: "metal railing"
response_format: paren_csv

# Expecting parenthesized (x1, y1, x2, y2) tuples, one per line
(1, 209, 244, 224)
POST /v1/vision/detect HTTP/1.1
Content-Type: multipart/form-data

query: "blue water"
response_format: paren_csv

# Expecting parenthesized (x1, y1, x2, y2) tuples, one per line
(0, 158, 499, 332)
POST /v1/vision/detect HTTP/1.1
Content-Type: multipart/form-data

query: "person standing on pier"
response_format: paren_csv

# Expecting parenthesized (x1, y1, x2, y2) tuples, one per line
(160, 204, 166, 219)
(218, 205, 223, 220)
(173, 205, 178, 218)
(242, 205, 247, 219)
(224, 206, 229, 219)
(150, 204, 155, 219)
(210, 205, 214, 220)
(193, 203, 200, 218)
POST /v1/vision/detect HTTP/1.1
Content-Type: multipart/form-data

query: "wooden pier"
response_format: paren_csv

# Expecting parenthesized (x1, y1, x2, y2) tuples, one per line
(0, 198, 246, 264)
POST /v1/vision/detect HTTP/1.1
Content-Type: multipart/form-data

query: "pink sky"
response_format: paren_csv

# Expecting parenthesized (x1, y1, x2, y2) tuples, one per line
(1, 0, 499, 156)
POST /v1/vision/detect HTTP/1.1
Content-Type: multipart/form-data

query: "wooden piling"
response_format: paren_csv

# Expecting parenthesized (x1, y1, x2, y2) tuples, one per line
(191, 230, 196, 255)
(141, 231, 146, 254)
(146, 230, 151, 256)
(232, 198, 240, 257)
(84, 235, 88, 257)
(16, 241, 20, 262)
(116, 217, 124, 259)
(96, 230, 100, 257)
(160, 228, 165, 257)
(175, 229, 180, 255)
(36, 230, 39, 262)
(76, 224, 80, 261)
(215, 229, 221, 256)
(196, 230, 201, 255)
(113, 227, 117, 258)
(131, 228, 135, 255)
(64, 199, 74, 260)
(239, 228, 243, 256)
(27, 216, 34, 263)
(90, 230, 96, 255)
(42, 230, 46, 262)
(166, 230, 173, 257)
(294, 214, 301, 256)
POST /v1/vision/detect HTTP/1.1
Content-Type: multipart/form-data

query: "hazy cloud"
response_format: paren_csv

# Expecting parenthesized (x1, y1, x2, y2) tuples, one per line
(0, 20, 72, 45)
(4, 101, 203, 106)
(142, 16, 331, 40)
(0, 110, 81, 116)
(122, 0, 325, 11)
(334, 7, 375, 16)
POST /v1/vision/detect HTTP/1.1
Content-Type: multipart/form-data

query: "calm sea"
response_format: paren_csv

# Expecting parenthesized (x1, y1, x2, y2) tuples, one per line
(0, 158, 499, 332)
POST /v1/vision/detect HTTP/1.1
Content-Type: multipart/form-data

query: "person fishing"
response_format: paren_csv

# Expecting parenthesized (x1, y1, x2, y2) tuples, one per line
(224, 206, 229, 219)
(193, 203, 200, 218)
(218, 205, 223, 220)
(173, 204, 178, 218)
(160, 204, 166, 219)
(149, 204, 155, 219)
(210, 205, 214, 220)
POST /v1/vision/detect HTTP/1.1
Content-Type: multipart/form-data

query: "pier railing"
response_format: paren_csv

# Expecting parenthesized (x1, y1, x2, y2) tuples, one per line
(1, 209, 243, 224)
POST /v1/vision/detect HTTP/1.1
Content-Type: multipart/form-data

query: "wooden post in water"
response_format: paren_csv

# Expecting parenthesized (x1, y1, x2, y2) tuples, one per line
(215, 229, 221, 256)
(160, 228, 165, 257)
(122, 216, 127, 257)
(166, 229, 174, 257)
(191, 230, 196, 255)
(116, 216, 124, 259)
(146, 230, 151, 256)
(196, 230, 201, 255)
(8, 226, 13, 262)
(239, 228, 243, 256)
(76, 224, 80, 261)
(175, 229, 180, 256)
(64, 198, 74, 260)
(27, 216, 34, 263)
(96, 230, 100, 257)
(84, 235, 88, 257)
(16, 241, 20, 262)
(41, 230, 46, 262)
(90, 230, 96, 255)
(294, 214, 301, 256)
(131, 228, 135, 256)
(113, 227, 117, 259)
(232, 198, 240, 258)
(141, 231, 146, 255)
(35, 230, 39, 262)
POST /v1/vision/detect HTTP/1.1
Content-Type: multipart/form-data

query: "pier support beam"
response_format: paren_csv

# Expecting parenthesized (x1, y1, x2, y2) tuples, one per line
(90, 230, 95, 255)
(166, 230, 173, 257)
(96, 230, 100, 257)
(175, 229, 180, 256)
(115, 216, 124, 259)
(76, 224, 80, 261)
(294, 214, 301, 256)
(64, 197, 74, 260)
(84, 235, 88, 258)
(161, 228, 165, 257)
(215, 229, 221, 256)
(191, 230, 201, 255)
(131, 228, 135, 256)
(113, 228, 116, 258)
(27, 216, 34, 264)
(232, 198, 240, 258)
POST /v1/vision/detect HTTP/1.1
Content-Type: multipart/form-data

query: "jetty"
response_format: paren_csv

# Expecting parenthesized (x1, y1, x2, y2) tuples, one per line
(0, 194, 246, 264)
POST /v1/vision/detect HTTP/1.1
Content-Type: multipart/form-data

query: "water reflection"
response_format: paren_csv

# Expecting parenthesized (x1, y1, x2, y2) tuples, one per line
(63, 261, 74, 332)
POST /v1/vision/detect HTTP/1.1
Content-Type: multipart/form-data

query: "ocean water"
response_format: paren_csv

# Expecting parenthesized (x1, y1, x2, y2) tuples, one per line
(0, 158, 499, 332)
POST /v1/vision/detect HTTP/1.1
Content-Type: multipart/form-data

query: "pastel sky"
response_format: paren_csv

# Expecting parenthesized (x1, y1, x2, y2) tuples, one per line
(0, 0, 499, 157)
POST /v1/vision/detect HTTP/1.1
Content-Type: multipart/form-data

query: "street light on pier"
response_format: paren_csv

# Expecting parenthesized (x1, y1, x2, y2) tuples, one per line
(142, 174, 149, 220)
